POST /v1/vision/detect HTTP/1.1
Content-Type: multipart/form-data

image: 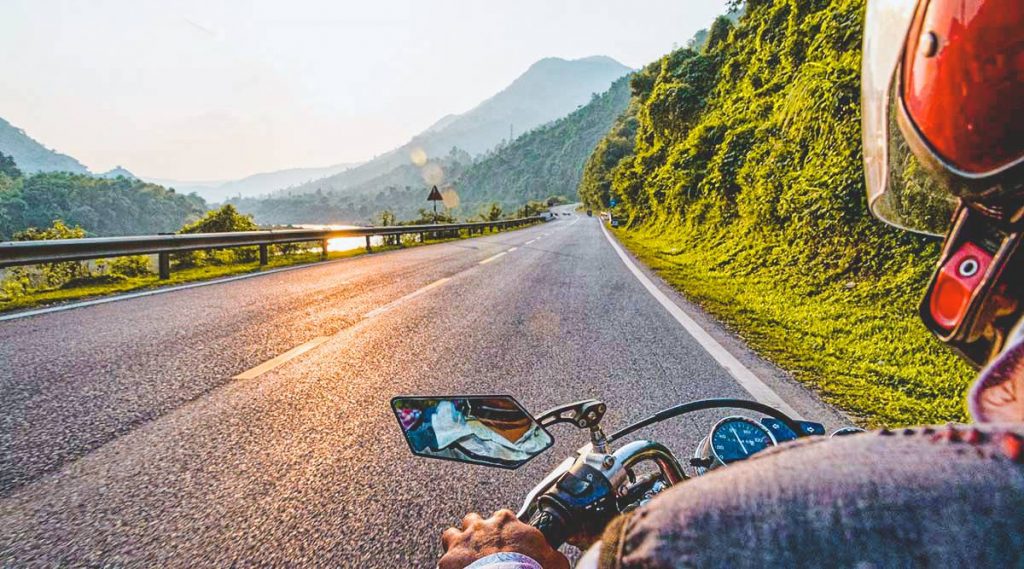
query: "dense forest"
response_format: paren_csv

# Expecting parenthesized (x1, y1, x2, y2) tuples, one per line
(451, 75, 631, 213)
(579, 0, 972, 424)
(0, 152, 206, 239)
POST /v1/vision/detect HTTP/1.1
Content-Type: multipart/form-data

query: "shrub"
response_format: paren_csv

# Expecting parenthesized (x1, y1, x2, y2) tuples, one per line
(105, 255, 152, 277)
(175, 205, 259, 267)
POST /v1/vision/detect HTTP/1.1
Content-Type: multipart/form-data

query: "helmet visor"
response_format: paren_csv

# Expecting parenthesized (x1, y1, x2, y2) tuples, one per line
(862, 0, 957, 236)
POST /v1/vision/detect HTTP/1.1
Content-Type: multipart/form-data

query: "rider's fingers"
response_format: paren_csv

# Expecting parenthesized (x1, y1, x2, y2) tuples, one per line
(493, 509, 517, 523)
(460, 512, 484, 529)
(441, 526, 461, 550)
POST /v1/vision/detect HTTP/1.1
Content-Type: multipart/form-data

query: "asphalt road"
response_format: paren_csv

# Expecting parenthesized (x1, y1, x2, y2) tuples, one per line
(0, 206, 847, 566)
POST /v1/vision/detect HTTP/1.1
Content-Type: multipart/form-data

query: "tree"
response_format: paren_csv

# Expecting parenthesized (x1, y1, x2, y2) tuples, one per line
(0, 151, 21, 179)
(178, 204, 258, 234)
(481, 203, 503, 222)
(705, 15, 735, 52)
(376, 209, 397, 230)
(176, 204, 259, 266)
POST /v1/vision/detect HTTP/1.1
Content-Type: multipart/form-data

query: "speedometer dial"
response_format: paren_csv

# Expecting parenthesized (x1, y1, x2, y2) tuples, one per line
(710, 416, 776, 465)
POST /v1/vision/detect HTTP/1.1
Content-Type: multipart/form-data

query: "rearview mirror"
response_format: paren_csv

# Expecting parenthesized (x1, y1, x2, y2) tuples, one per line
(391, 396, 553, 469)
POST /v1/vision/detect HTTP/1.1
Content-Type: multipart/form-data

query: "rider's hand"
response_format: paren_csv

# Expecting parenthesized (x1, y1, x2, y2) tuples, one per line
(439, 509, 570, 569)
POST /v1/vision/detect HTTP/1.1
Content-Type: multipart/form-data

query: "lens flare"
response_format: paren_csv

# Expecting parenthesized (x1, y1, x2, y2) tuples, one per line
(441, 187, 460, 209)
(421, 162, 444, 186)
(410, 147, 428, 167)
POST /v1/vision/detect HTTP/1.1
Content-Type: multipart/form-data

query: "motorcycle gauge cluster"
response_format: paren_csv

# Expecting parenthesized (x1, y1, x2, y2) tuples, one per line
(693, 416, 777, 474)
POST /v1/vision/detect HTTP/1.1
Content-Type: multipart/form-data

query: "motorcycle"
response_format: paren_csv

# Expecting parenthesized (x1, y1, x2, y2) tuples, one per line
(391, 395, 862, 548)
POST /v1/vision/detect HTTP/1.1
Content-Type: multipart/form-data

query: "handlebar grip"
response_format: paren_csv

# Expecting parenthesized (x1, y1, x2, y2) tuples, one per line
(529, 506, 569, 548)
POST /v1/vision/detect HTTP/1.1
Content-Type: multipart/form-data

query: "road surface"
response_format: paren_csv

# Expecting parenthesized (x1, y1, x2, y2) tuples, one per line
(0, 206, 847, 566)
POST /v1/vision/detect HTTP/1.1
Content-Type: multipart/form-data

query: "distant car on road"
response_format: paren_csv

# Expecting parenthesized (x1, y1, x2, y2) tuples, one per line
(586, 209, 593, 217)
(610, 218, 621, 228)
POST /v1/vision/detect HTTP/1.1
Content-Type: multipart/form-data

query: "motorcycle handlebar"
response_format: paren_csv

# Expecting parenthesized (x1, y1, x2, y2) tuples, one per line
(528, 505, 570, 548)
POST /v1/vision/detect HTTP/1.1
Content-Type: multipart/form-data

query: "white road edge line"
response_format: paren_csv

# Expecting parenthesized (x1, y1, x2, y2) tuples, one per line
(478, 252, 507, 265)
(599, 222, 802, 419)
(363, 277, 451, 319)
(233, 336, 331, 380)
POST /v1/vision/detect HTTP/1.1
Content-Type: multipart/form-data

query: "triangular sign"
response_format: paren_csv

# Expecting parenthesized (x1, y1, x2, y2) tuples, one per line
(427, 185, 443, 201)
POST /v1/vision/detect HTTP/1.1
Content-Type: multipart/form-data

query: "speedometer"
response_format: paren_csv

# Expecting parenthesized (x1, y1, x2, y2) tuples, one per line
(709, 416, 777, 465)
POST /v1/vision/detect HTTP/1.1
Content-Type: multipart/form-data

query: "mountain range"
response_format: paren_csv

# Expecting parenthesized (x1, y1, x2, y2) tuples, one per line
(227, 72, 633, 225)
(0, 55, 629, 210)
(452, 74, 633, 211)
(146, 162, 361, 203)
(275, 56, 631, 199)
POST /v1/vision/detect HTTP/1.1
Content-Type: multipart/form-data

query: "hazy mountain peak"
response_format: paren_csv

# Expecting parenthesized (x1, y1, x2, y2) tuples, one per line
(0, 117, 90, 174)
(527, 55, 623, 70)
(278, 55, 631, 198)
(99, 166, 136, 179)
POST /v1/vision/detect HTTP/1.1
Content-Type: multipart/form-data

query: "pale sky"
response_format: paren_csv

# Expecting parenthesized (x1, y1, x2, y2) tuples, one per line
(0, 0, 729, 181)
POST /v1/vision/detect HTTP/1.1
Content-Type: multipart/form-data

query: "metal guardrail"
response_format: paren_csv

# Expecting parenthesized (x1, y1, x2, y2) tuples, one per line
(0, 217, 545, 279)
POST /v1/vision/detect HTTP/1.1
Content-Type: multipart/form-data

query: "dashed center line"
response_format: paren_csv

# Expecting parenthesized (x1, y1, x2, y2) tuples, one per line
(233, 336, 331, 380)
(507, 247, 518, 252)
(363, 277, 452, 319)
(525, 239, 537, 245)
(478, 252, 507, 265)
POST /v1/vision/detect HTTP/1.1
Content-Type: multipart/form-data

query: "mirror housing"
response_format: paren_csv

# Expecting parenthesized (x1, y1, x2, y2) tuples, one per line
(391, 396, 553, 469)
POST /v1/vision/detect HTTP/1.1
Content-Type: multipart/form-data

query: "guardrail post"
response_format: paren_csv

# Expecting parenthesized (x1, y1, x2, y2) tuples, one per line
(158, 252, 170, 280)
(321, 239, 329, 261)
(259, 244, 268, 266)
(365, 235, 372, 253)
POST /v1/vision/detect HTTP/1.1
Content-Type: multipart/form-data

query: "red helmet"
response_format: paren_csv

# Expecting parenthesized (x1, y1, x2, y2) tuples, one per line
(862, 0, 1023, 420)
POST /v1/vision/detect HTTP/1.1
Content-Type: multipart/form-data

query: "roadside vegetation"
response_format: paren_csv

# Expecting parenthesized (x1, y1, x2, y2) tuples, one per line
(581, 0, 973, 426)
(0, 204, 543, 314)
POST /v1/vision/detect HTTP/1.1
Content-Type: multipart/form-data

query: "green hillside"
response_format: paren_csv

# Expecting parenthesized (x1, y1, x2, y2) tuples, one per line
(580, 0, 973, 426)
(452, 75, 632, 213)
(0, 153, 206, 239)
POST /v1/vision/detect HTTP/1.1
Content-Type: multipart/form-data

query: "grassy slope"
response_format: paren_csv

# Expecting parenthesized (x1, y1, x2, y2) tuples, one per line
(615, 225, 970, 427)
(581, 0, 973, 427)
